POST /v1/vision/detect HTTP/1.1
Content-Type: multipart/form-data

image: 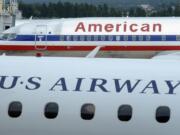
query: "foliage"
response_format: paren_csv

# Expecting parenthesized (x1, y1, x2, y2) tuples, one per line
(18, 1, 180, 18)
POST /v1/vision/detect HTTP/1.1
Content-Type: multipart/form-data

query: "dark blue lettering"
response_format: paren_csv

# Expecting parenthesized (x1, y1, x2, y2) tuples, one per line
(165, 80, 180, 94)
(50, 78, 68, 91)
(114, 79, 141, 93)
(0, 76, 20, 89)
(74, 78, 85, 91)
(25, 77, 41, 90)
(141, 80, 159, 94)
(89, 78, 109, 92)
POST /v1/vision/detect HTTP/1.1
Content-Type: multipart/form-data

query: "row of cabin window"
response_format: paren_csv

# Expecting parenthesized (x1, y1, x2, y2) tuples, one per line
(60, 35, 180, 41)
(8, 101, 170, 123)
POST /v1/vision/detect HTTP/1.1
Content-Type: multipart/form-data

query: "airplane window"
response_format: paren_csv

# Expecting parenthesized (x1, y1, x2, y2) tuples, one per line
(86, 35, 91, 41)
(80, 35, 85, 41)
(66, 35, 71, 41)
(94, 35, 99, 41)
(123, 36, 128, 41)
(138, 36, 143, 41)
(81, 103, 95, 120)
(156, 106, 170, 123)
(101, 35, 106, 41)
(118, 105, 132, 121)
(162, 36, 166, 41)
(108, 35, 113, 41)
(146, 36, 151, 41)
(73, 35, 78, 41)
(60, 35, 65, 41)
(176, 35, 180, 41)
(132, 35, 136, 41)
(116, 36, 121, 41)
(8, 101, 22, 118)
(44, 102, 59, 119)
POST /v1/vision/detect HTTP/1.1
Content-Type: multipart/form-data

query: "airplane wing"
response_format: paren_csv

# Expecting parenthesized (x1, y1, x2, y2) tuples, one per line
(86, 46, 103, 58)
(152, 51, 180, 60)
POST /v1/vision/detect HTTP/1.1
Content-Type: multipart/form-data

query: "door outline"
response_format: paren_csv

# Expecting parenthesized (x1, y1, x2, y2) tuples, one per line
(35, 25, 48, 50)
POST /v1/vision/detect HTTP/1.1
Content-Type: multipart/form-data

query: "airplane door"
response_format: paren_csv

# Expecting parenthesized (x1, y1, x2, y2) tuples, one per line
(35, 25, 47, 50)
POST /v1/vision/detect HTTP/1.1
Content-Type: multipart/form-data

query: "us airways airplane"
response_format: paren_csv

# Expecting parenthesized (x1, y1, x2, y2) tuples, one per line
(0, 54, 180, 135)
(0, 17, 180, 52)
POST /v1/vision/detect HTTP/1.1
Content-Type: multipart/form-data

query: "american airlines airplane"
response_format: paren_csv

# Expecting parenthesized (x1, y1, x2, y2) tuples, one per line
(0, 17, 180, 51)
(0, 54, 180, 135)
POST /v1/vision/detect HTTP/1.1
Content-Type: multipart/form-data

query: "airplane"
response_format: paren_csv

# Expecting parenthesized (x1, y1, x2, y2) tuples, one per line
(0, 17, 180, 52)
(0, 53, 180, 135)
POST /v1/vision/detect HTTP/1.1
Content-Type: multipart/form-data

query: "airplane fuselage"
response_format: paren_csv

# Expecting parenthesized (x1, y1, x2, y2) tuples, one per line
(0, 17, 180, 52)
(0, 56, 180, 135)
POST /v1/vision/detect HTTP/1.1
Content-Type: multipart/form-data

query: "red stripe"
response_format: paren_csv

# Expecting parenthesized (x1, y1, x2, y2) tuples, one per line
(0, 45, 180, 51)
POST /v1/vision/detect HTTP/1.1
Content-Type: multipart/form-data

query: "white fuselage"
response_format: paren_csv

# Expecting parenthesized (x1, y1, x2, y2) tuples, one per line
(0, 17, 180, 51)
(0, 56, 180, 135)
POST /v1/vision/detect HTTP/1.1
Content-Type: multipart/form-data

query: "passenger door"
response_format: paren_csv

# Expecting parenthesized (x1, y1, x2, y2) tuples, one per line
(35, 25, 47, 50)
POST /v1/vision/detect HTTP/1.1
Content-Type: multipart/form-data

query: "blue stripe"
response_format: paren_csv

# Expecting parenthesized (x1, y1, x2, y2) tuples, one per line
(11, 35, 180, 42)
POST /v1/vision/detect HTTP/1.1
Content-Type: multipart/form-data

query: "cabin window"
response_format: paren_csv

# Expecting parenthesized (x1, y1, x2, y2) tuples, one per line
(108, 35, 114, 41)
(101, 35, 106, 41)
(73, 35, 78, 41)
(80, 35, 85, 41)
(44, 102, 59, 119)
(156, 106, 170, 123)
(123, 36, 128, 41)
(81, 103, 95, 120)
(146, 36, 151, 41)
(94, 35, 99, 41)
(116, 36, 121, 41)
(138, 36, 143, 41)
(8, 101, 22, 118)
(86, 35, 91, 41)
(132, 35, 136, 41)
(66, 35, 71, 41)
(118, 105, 132, 121)
(176, 35, 180, 41)
(162, 36, 166, 41)
(60, 35, 65, 41)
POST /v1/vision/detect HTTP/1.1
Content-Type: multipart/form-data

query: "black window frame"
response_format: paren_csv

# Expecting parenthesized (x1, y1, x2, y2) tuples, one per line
(156, 106, 170, 123)
(118, 105, 132, 121)
(8, 101, 22, 118)
(81, 103, 95, 120)
(44, 102, 59, 119)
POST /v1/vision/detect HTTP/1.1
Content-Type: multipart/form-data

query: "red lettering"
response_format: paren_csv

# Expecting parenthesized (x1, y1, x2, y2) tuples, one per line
(105, 24, 114, 32)
(75, 22, 86, 32)
(88, 24, 102, 32)
(141, 24, 150, 32)
(116, 24, 121, 32)
(153, 24, 162, 32)
(75, 22, 162, 33)
(130, 24, 138, 32)
(123, 22, 127, 32)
